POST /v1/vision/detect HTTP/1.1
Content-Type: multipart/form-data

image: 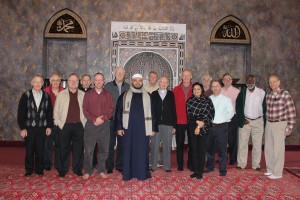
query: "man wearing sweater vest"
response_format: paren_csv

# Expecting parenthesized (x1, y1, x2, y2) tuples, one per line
(18, 75, 53, 177)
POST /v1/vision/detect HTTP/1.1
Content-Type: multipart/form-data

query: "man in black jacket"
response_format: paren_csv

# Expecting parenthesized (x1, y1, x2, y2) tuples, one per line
(150, 76, 177, 172)
(17, 75, 53, 177)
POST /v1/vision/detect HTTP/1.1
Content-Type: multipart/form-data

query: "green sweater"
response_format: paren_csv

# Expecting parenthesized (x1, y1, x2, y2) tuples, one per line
(235, 87, 267, 128)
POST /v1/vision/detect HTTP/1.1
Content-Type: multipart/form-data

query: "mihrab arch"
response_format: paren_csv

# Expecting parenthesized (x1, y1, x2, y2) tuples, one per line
(110, 22, 186, 88)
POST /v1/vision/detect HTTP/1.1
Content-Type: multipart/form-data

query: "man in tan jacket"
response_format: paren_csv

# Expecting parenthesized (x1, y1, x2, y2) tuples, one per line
(54, 73, 86, 177)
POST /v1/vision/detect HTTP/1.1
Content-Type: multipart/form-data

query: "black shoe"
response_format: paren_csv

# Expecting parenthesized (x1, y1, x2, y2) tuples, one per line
(204, 169, 214, 173)
(25, 172, 32, 177)
(190, 173, 198, 178)
(116, 168, 123, 173)
(255, 167, 261, 171)
(36, 172, 44, 176)
(44, 167, 51, 171)
(165, 169, 172, 173)
(219, 172, 227, 176)
(177, 167, 183, 171)
(149, 168, 155, 172)
(229, 161, 237, 165)
(75, 172, 83, 176)
(196, 174, 203, 179)
(236, 166, 243, 170)
(107, 169, 113, 174)
(59, 173, 65, 177)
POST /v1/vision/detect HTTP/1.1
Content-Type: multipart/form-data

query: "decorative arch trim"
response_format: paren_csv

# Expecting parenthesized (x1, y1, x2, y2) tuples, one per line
(210, 15, 251, 44)
(44, 8, 87, 39)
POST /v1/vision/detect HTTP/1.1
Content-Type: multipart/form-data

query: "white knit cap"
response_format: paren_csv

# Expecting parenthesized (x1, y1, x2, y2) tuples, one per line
(131, 73, 143, 79)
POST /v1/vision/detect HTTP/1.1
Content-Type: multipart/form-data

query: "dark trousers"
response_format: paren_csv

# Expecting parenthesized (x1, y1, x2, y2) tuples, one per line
(44, 125, 61, 170)
(59, 122, 84, 174)
(25, 127, 46, 174)
(175, 124, 192, 170)
(206, 124, 228, 174)
(228, 114, 238, 164)
(189, 124, 206, 175)
(106, 119, 123, 170)
(93, 144, 98, 166)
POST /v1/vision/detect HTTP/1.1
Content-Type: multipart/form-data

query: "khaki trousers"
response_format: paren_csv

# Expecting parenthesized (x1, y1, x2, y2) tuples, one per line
(264, 121, 287, 176)
(237, 118, 264, 169)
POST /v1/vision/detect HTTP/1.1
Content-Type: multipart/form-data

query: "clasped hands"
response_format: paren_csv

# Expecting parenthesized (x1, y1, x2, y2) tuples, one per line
(94, 115, 104, 126)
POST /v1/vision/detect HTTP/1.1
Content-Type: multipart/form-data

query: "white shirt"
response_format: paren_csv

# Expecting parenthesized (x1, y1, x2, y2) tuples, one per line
(32, 89, 42, 110)
(244, 87, 265, 119)
(210, 94, 234, 123)
(158, 89, 167, 100)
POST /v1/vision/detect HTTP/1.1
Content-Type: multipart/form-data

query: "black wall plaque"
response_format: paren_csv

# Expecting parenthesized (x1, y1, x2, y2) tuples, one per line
(44, 8, 87, 39)
(210, 15, 250, 44)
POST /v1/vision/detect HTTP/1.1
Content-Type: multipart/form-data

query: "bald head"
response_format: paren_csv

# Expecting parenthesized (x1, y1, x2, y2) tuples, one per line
(269, 75, 280, 91)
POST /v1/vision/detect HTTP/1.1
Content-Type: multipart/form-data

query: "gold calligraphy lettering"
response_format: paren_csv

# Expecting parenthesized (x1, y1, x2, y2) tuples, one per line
(57, 19, 75, 33)
(222, 25, 241, 39)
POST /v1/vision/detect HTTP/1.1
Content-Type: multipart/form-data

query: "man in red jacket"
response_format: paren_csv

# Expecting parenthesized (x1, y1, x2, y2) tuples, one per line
(173, 69, 193, 171)
(44, 73, 64, 171)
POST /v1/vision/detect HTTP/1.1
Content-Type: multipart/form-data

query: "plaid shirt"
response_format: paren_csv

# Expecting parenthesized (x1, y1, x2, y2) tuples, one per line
(186, 96, 215, 134)
(266, 89, 296, 130)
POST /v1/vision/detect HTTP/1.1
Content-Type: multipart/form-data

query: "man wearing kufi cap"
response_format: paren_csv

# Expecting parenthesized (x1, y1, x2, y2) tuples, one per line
(115, 73, 158, 181)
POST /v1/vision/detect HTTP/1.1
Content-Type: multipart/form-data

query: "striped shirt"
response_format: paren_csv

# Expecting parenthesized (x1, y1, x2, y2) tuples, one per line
(266, 89, 296, 130)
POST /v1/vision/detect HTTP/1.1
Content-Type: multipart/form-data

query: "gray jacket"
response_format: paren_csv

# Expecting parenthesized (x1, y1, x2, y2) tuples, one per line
(104, 79, 130, 118)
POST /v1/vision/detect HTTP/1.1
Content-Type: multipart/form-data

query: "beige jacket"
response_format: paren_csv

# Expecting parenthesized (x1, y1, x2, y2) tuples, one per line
(54, 89, 87, 129)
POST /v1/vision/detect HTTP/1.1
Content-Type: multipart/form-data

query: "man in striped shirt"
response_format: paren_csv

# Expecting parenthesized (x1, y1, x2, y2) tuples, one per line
(264, 75, 296, 179)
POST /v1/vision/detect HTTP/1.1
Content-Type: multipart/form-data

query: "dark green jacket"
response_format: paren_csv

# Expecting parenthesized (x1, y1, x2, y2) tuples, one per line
(235, 87, 267, 128)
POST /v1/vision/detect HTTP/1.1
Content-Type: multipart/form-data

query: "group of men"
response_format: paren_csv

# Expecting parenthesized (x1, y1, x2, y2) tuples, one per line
(17, 67, 296, 180)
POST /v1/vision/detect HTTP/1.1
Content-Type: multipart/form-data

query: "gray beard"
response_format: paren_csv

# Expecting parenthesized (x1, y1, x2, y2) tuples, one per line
(247, 84, 255, 90)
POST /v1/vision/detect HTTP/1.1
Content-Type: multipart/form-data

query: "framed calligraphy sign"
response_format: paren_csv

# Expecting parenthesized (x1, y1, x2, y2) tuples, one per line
(44, 8, 87, 39)
(210, 15, 250, 44)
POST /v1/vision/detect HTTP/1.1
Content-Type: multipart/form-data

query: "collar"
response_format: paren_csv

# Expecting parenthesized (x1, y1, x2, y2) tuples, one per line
(113, 79, 125, 86)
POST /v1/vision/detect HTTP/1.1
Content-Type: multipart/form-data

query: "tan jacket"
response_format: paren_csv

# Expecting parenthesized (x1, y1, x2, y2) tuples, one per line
(54, 89, 87, 129)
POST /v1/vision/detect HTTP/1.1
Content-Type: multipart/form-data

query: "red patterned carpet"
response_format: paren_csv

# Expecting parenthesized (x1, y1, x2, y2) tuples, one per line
(0, 164, 300, 199)
(0, 147, 300, 199)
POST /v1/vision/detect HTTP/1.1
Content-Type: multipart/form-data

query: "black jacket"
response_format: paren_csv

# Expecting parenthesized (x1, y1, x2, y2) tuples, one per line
(151, 90, 177, 128)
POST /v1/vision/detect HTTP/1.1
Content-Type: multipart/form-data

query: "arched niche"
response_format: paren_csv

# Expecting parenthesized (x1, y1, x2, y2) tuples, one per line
(43, 9, 87, 79)
(210, 15, 251, 84)
(123, 51, 174, 89)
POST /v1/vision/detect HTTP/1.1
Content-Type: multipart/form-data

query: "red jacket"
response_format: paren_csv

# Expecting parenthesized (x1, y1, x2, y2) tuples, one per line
(44, 85, 64, 108)
(173, 82, 193, 124)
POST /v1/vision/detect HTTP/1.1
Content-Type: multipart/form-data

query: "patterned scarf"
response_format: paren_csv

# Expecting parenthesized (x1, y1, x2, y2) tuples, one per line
(122, 86, 152, 136)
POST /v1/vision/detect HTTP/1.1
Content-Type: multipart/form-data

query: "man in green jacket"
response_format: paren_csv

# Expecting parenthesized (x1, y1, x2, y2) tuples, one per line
(236, 75, 266, 171)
